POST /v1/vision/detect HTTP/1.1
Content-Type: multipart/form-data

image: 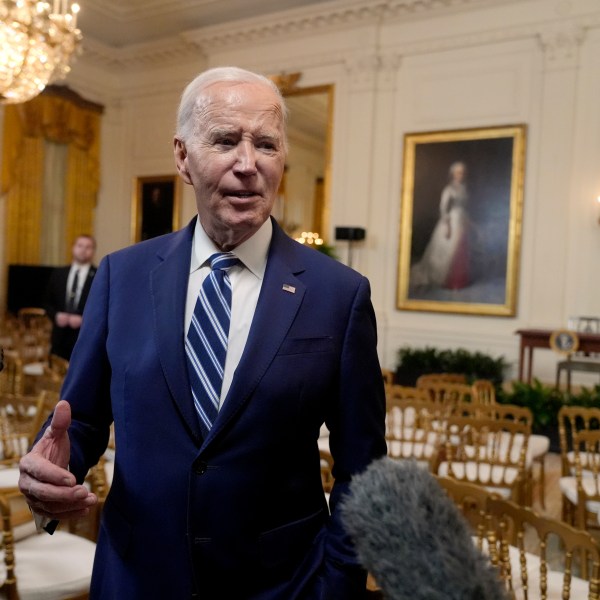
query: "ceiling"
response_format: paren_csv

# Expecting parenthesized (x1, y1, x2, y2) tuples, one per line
(77, 0, 335, 48)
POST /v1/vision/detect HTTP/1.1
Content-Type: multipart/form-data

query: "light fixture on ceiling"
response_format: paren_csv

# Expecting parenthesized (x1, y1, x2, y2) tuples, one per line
(0, 0, 81, 105)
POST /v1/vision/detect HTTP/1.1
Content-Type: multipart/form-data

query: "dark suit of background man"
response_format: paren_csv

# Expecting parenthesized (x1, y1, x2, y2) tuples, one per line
(44, 235, 97, 360)
(19, 67, 386, 599)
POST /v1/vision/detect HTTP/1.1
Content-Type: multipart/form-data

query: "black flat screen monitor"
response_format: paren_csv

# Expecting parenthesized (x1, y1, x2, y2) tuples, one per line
(6, 264, 56, 315)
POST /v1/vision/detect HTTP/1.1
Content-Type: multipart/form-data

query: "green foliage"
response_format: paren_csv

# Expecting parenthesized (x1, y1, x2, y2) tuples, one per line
(394, 345, 509, 388)
(394, 344, 600, 439)
(315, 243, 338, 259)
(498, 381, 600, 432)
(497, 379, 565, 430)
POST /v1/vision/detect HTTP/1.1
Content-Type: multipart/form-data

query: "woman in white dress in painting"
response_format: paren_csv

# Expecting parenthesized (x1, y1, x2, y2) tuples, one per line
(411, 161, 472, 290)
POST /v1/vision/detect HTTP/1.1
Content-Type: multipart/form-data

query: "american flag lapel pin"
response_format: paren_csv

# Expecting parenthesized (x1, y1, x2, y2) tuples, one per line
(282, 284, 296, 294)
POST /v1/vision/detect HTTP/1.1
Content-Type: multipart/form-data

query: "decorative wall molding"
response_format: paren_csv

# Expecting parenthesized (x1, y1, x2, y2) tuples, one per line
(344, 52, 402, 92)
(80, 35, 202, 71)
(79, 0, 521, 70)
(76, 0, 600, 78)
(538, 22, 585, 70)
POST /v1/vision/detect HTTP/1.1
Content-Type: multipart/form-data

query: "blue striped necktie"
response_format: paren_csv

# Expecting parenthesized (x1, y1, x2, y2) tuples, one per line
(186, 252, 239, 437)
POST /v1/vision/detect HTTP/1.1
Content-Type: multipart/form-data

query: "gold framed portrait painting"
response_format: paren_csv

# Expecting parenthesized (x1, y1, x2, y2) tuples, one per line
(132, 175, 181, 243)
(397, 125, 526, 316)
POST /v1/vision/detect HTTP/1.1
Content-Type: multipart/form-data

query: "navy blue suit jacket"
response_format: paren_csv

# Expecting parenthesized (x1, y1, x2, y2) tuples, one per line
(54, 217, 386, 599)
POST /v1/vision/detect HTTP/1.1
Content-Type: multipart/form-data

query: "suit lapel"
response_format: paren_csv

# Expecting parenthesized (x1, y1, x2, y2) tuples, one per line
(204, 223, 306, 447)
(151, 221, 203, 443)
(77, 266, 97, 311)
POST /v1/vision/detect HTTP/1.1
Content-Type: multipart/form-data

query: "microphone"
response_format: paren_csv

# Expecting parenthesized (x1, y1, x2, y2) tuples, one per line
(340, 457, 508, 600)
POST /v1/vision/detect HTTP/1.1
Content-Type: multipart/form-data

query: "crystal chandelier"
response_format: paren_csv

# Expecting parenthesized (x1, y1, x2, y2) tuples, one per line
(0, 0, 81, 104)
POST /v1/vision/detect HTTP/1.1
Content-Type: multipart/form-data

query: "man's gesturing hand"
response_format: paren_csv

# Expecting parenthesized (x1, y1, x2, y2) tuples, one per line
(19, 400, 97, 520)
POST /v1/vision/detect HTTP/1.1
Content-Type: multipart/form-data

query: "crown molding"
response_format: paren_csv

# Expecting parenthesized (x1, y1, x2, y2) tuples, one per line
(78, 0, 600, 72)
(80, 0, 520, 70)
(80, 34, 202, 71)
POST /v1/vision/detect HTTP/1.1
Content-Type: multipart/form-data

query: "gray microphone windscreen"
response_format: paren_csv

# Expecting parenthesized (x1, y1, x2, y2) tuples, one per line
(340, 457, 508, 600)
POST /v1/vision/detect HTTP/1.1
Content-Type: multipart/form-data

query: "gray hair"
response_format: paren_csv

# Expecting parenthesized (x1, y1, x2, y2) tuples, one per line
(176, 66, 288, 147)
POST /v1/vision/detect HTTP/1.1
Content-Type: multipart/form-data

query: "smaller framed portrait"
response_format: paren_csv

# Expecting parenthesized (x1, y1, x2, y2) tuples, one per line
(132, 175, 181, 243)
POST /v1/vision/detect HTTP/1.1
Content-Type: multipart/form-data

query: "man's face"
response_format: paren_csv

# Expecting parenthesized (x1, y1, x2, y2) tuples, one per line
(72, 237, 95, 264)
(174, 81, 286, 250)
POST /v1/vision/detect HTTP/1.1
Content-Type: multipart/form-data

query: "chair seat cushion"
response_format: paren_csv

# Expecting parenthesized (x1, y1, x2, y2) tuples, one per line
(387, 440, 437, 461)
(0, 466, 21, 489)
(527, 435, 550, 460)
(437, 461, 517, 498)
(0, 529, 96, 599)
(559, 476, 600, 513)
(566, 451, 600, 474)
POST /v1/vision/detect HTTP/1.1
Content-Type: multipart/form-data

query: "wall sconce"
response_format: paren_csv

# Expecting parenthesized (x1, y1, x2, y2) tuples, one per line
(597, 196, 600, 225)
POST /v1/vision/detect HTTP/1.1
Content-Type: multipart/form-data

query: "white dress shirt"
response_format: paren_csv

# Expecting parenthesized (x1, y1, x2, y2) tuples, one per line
(185, 218, 271, 409)
(66, 263, 91, 311)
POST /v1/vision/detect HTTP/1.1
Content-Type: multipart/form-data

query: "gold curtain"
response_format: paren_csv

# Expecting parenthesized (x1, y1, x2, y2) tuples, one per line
(1, 86, 103, 265)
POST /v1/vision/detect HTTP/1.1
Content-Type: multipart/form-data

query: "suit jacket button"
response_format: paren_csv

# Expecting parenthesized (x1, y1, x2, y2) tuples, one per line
(194, 460, 207, 474)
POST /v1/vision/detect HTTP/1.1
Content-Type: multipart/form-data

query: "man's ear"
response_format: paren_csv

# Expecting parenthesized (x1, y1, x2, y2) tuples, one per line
(173, 138, 191, 182)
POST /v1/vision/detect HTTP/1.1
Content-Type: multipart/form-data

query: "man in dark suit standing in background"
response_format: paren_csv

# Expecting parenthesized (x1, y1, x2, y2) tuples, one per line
(19, 67, 386, 599)
(44, 234, 97, 360)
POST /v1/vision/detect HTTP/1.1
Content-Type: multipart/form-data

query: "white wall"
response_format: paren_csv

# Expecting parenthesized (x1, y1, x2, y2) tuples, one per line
(16, 0, 599, 383)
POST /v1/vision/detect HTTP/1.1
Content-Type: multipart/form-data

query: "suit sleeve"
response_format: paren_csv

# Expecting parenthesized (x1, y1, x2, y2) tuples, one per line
(322, 276, 387, 598)
(37, 258, 113, 482)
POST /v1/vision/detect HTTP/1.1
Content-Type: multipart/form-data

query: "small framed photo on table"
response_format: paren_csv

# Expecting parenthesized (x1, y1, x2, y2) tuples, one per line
(396, 124, 527, 317)
(132, 175, 181, 243)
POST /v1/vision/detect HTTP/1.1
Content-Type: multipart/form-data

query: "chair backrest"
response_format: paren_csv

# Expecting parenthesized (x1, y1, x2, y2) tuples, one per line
(572, 428, 600, 522)
(48, 354, 69, 377)
(417, 380, 474, 406)
(435, 475, 496, 550)
(381, 368, 395, 387)
(0, 392, 43, 464)
(386, 398, 450, 470)
(559, 405, 600, 476)
(416, 372, 467, 387)
(471, 379, 497, 405)
(442, 415, 530, 503)
(320, 450, 334, 494)
(386, 384, 430, 404)
(27, 390, 60, 446)
(14, 308, 51, 363)
(16, 307, 48, 330)
(486, 495, 600, 599)
(0, 353, 24, 395)
(451, 402, 533, 432)
(437, 476, 600, 599)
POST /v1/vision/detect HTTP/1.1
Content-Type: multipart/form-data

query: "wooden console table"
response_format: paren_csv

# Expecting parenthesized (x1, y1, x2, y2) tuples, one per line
(516, 328, 600, 383)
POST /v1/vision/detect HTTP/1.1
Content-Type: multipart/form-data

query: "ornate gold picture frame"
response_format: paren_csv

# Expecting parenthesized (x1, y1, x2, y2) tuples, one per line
(132, 175, 181, 243)
(397, 125, 526, 316)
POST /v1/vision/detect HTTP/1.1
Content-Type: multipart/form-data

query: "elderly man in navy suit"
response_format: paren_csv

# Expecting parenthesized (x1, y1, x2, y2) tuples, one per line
(19, 67, 386, 599)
